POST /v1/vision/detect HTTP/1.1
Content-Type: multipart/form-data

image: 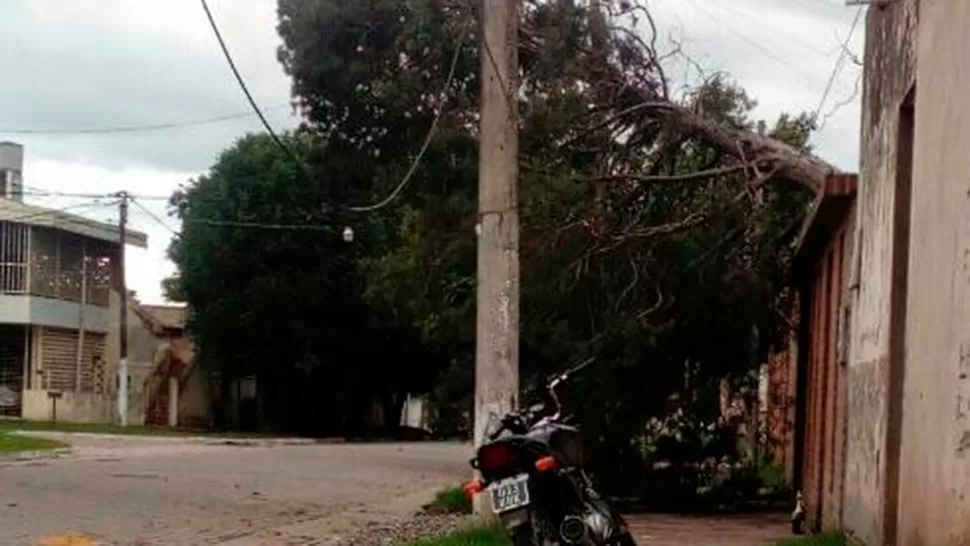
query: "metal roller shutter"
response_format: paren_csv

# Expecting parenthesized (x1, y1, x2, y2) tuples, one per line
(40, 327, 78, 392)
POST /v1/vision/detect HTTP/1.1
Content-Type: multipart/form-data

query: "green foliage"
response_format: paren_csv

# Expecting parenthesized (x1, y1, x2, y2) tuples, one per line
(0, 433, 65, 453)
(776, 533, 846, 546)
(423, 486, 472, 515)
(401, 527, 508, 546)
(758, 462, 789, 493)
(165, 132, 444, 434)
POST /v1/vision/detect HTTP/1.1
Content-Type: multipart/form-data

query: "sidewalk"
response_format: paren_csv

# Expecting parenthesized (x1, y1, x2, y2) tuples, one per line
(626, 513, 790, 546)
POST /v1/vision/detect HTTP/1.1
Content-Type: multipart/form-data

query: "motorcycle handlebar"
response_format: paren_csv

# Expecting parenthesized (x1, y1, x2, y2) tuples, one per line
(545, 356, 595, 419)
(549, 356, 595, 387)
(486, 357, 596, 440)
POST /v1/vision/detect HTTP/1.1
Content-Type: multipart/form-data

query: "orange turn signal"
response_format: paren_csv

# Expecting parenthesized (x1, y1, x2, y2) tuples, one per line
(462, 479, 485, 498)
(535, 455, 558, 472)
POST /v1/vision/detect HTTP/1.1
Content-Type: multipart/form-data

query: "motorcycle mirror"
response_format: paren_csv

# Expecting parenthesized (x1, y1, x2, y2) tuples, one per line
(568, 356, 596, 375)
(550, 357, 595, 387)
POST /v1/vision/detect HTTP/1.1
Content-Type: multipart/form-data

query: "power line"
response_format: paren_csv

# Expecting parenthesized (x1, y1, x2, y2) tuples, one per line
(705, 0, 835, 59)
(129, 198, 181, 238)
(344, 39, 463, 212)
(20, 188, 117, 200)
(19, 186, 173, 202)
(685, 0, 823, 85)
(199, 0, 310, 182)
(200, 0, 464, 214)
(0, 201, 117, 226)
(811, 6, 864, 124)
(24, 191, 337, 233)
(130, 195, 335, 234)
(0, 104, 290, 136)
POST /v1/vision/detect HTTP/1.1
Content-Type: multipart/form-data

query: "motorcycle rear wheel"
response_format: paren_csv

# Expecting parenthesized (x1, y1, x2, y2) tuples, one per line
(511, 522, 539, 546)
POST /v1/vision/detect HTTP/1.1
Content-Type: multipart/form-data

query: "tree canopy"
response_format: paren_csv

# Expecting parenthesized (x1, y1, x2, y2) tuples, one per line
(166, 0, 829, 494)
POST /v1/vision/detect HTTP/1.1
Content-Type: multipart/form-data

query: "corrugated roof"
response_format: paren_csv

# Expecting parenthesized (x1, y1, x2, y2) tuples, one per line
(0, 198, 148, 248)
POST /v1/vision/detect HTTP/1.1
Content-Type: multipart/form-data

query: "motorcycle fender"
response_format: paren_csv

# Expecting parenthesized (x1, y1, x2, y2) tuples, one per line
(499, 508, 531, 530)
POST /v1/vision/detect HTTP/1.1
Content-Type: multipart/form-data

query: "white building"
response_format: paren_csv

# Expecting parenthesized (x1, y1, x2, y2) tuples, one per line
(0, 141, 148, 422)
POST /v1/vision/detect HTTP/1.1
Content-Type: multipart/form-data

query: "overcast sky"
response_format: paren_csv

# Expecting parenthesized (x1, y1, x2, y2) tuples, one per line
(0, 0, 865, 305)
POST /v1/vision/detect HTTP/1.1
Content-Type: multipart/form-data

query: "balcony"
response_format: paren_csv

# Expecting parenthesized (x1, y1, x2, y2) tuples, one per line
(1, 222, 116, 306)
(0, 222, 123, 332)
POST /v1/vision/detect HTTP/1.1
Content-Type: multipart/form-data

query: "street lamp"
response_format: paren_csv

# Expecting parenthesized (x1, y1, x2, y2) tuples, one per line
(342, 226, 355, 243)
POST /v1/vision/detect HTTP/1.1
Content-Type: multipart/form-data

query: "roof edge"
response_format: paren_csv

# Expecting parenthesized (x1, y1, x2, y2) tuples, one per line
(790, 173, 858, 278)
(0, 199, 148, 248)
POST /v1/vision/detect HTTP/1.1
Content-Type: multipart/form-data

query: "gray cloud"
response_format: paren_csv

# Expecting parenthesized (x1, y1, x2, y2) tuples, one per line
(0, 0, 299, 172)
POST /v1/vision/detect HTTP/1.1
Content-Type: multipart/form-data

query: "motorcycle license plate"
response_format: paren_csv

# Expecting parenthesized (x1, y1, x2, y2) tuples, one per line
(488, 474, 531, 513)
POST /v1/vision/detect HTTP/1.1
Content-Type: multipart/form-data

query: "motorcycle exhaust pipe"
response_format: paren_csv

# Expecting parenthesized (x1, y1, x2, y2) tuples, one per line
(559, 516, 589, 545)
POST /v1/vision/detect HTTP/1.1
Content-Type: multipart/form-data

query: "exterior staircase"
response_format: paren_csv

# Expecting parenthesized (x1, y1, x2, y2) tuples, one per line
(144, 338, 193, 427)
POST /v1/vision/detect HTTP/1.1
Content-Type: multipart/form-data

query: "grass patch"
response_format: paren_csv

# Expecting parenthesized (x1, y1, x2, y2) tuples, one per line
(0, 419, 275, 438)
(776, 532, 846, 546)
(0, 432, 67, 453)
(423, 486, 473, 515)
(402, 526, 508, 546)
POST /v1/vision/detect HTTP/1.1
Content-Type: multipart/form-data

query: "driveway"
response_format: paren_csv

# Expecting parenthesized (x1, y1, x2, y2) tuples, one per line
(0, 434, 469, 546)
(627, 513, 791, 546)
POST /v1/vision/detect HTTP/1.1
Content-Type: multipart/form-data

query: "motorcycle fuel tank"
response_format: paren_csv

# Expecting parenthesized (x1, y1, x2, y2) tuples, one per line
(527, 422, 585, 468)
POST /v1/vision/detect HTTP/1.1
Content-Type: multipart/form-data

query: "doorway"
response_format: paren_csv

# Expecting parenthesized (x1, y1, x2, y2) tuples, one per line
(0, 324, 28, 418)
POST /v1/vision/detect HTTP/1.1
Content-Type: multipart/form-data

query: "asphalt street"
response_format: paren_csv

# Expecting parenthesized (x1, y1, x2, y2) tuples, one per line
(0, 434, 469, 546)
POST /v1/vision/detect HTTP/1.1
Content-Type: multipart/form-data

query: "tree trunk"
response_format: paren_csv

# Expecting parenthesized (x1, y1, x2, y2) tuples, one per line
(643, 101, 837, 192)
(583, 3, 839, 193)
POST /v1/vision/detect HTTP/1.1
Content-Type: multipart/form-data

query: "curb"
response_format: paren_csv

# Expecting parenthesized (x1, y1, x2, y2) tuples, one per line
(8, 430, 339, 446)
(0, 447, 73, 463)
(204, 438, 327, 447)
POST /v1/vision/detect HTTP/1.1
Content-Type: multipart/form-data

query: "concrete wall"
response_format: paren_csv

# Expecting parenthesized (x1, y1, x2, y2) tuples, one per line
(16, 289, 161, 425)
(895, 2, 970, 544)
(0, 294, 111, 332)
(401, 394, 430, 430)
(848, 2, 918, 544)
(102, 290, 162, 425)
(21, 389, 113, 423)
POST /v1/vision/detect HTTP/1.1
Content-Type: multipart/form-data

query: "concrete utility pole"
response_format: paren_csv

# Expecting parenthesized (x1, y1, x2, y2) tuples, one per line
(117, 191, 129, 426)
(474, 0, 520, 513)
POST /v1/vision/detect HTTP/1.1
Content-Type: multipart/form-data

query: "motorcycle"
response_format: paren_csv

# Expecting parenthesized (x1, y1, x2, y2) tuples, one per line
(462, 358, 638, 546)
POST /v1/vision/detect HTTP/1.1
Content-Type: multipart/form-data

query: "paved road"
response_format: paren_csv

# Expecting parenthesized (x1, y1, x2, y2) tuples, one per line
(0, 434, 469, 546)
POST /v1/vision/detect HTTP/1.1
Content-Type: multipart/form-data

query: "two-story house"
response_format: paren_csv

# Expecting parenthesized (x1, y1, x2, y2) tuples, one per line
(0, 141, 148, 423)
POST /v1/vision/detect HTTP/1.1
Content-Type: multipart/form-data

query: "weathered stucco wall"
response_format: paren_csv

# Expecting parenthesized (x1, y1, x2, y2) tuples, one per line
(21, 389, 113, 423)
(896, 1, 970, 544)
(848, 1, 918, 544)
(103, 290, 158, 425)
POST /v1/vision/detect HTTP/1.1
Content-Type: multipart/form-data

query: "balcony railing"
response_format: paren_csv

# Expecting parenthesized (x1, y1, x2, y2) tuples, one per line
(0, 222, 115, 307)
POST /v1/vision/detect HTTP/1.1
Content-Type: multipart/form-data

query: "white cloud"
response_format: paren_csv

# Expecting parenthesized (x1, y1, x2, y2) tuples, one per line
(21, 158, 189, 305)
(2, 0, 867, 305)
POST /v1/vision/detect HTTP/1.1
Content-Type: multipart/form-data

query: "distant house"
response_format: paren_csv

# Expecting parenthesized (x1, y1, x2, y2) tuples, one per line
(0, 141, 149, 422)
(134, 302, 210, 428)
